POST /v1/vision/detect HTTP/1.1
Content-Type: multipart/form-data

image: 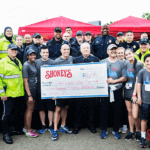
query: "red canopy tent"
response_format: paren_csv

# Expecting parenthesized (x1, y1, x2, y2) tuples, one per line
(18, 16, 101, 40)
(109, 16, 150, 40)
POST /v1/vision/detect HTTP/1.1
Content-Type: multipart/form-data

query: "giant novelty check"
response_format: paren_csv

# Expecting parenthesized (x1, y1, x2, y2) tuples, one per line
(41, 62, 108, 99)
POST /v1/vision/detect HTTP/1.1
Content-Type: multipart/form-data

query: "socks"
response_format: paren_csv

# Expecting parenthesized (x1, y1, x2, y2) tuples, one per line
(141, 131, 146, 139)
(61, 125, 65, 127)
(23, 128, 27, 132)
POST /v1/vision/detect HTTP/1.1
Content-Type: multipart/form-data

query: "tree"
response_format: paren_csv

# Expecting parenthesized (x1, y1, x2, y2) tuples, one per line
(107, 21, 115, 25)
(142, 12, 150, 20)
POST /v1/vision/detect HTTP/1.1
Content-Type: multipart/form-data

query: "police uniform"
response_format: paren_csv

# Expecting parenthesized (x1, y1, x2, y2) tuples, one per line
(93, 35, 118, 60)
(0, 44, 24, 144)
(16, 46, 24, 64)
(47, 37, 68, 60)
(73, 55, 99, 133)
(121, 41, 139, 52)
(70, 39, 86, 57)
(69, 37, 76, 44)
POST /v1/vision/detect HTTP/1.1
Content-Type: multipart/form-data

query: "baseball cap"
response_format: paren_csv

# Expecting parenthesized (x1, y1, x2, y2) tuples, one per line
(8, 44, 18, 50)
(33, 33, 41, 38)
(117, 32, 124, 36)
(85, 31, 91, 36)
(76, 31, 83, 36)
(107, 44, 117, 50)
(26, 49, 36, 56)
(140, 38, 149, 44)
(54, 27, 62, 32)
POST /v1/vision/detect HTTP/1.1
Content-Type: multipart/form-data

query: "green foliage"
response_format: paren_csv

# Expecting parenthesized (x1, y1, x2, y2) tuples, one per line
(0, 33, 18, 40)
(142, 12, 150, 20)
(107, 21, 115, 25)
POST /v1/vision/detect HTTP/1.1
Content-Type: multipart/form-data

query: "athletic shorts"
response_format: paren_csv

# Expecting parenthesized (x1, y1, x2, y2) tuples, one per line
(25, 88, 36, 101)
(124, 97, 132, 102)
(37, 92, 55, 111)
(139, 103, 150, 120)
(55, 99, 71, 108)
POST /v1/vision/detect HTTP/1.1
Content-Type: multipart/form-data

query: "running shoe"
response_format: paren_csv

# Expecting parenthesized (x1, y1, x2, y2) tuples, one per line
(119, 126, 127, 133)
(26, 131, 38, 138)
(135, 131, 141, 141)
(112, 131, 121, 139)
(139, 137, 146, 148)
(59, 126, 72, 134)
(100, 130, 108, 139)
(51, 130, 58, 141)
(23, 128, 36, 134)
(39, 125, 47, 134)
(48, 125, 54, 134)
(125, 132, 134, 140)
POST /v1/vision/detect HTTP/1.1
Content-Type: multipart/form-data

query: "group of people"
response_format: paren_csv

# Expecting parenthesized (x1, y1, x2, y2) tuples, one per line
(0, 24, 150, 148)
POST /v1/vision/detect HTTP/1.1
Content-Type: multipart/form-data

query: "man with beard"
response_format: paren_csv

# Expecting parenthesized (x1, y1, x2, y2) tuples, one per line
(93, 25, 118, 60)
(116, 32, 125, 46)
(47, 27, 68, 60)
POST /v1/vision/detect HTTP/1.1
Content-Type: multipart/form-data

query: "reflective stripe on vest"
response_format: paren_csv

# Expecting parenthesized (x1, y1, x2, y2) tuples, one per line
(4, 74, 20, 79)
(0, 89, 5, 93)
(0, 74, 4, 78)
(0, 51, 8, 54)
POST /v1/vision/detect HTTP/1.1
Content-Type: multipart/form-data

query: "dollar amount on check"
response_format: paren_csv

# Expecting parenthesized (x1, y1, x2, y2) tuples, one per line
(41, 62, 108, 99)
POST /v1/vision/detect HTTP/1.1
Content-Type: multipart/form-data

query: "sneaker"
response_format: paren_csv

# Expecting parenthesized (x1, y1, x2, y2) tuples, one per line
(23, 128, 27, 134)
(112, 131, 121, 139)
(31, 129, 36, 132)
(121, 125, 128, 133)
(125, 132, 134, 141)
(26, 131, 38, 138)
(100, 130, 108, 139)
(39, 125, 47, 134)
(48, 125, 54, 134)
(59, 126, 72, 134)
(51, 130, 58, 141)
(135, 131, 141, 141)
(139, 137, 146, 148)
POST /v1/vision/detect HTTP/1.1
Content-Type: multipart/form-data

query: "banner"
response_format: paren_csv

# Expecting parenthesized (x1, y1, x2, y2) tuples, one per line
(41, 62, 108, 99)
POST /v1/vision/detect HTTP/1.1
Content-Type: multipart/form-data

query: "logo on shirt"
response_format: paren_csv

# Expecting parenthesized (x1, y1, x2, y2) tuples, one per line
(133, 45, 136, 49)
(45, 69, 72, 79)
(108, 68, 118, 78)
(127, 70, 134, 78)
(144, 77, 150, 85)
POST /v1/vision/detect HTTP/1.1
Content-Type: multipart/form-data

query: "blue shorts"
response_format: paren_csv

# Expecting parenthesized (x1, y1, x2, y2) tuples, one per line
(139, 103, 150, 120)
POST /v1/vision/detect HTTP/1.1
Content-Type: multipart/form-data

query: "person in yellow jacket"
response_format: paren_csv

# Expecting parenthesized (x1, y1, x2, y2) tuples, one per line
(0, 44, 24, 144)
(134, 38, 150, 66)
(0, 27, 14, 59)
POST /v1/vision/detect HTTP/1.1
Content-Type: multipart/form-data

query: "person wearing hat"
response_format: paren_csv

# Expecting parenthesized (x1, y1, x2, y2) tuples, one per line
(22, 48, 38, 138)
(121, 30, 139, 53)
(93, 25, 118, 60)
(84, 31, 94, 55)
(65, 27, 76, 44)
(70, 30, 86, 57)
(73, 43, 99, 134)
(23, 33, 41, 63)
(134, 38, 150, 65)
(0, 44, 24, 144)
(46, 27, 68, 60)
(0, 27, 15, 59)
(116, 32, 126, 46)
(100, 44, 127, 139)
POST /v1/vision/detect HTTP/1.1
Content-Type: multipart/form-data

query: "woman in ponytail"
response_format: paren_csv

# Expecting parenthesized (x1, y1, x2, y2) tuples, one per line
(124, 48, 143, 141)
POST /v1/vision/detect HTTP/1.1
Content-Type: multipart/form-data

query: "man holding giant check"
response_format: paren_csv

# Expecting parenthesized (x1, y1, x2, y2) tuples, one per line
(41, 43, 108, 137)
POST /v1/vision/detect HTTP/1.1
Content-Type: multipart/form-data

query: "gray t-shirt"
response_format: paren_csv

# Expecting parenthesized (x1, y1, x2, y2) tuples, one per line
(35, 58, 54, 92)
(138, 68, 150, 104)
(124, 59, 129, 66)
(124, 62, 143, 99)
(23, 61, 37, 90)
(54, 56, 73, 65)
(101, 58, 127, 89)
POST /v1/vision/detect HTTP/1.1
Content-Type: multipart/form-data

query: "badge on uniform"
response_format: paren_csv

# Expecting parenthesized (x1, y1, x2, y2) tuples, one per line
(133, 45, 136, 49)
(115, 40, 119, 45)
(109, 40, 112, 43)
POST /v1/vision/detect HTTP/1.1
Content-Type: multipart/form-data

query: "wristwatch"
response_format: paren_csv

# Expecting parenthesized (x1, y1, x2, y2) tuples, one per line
(28, 95, 32, 97)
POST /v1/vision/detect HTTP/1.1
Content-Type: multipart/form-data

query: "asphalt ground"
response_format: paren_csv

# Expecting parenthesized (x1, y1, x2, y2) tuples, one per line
(0, 128, 150, 150)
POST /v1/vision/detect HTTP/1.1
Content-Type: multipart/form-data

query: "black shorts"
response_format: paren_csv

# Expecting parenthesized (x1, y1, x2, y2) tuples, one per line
(37, 93, 55, 111)
(125, 97, 132, 102)
(55, 99, 71, 108)
(139, 103, 150, 120)
(25, 88, 36, 101)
